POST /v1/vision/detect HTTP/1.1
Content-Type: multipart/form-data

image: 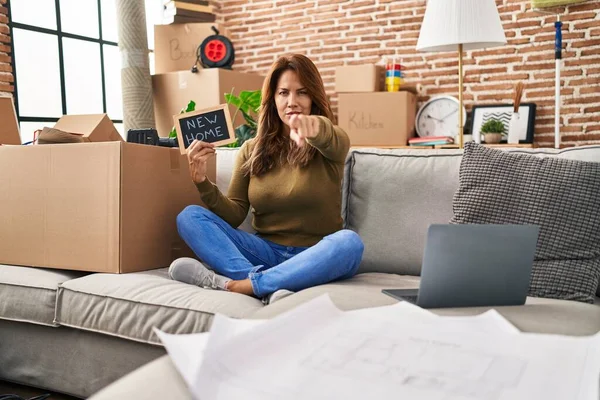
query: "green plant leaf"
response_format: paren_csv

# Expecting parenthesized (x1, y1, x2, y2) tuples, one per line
(226, 90, 261, 115)
(225, 93, 244, 110)
(235, 124, 257, 147)
(233, 94, 251, 114)
(224, 89, 261, 143)
(185, 100, 196, 113)
(242, 110, 257, 129)
(239, 90, 262, 113)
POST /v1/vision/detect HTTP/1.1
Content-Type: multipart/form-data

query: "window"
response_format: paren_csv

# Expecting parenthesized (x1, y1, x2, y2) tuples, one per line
(8, 0, 162, 143)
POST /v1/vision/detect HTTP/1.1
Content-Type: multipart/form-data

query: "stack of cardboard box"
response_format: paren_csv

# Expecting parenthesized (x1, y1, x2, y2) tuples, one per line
(335, 65, 417, 147)
(152, 24, 265, 137)
(0, 98, 215, 274)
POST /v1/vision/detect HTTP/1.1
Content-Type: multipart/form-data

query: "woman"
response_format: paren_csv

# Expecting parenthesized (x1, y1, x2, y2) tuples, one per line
(169, 54, 364, 304)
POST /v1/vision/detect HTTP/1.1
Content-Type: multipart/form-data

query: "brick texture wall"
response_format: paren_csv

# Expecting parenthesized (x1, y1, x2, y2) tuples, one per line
(0, 0, 12, 98)
(214, 0, 600, 147)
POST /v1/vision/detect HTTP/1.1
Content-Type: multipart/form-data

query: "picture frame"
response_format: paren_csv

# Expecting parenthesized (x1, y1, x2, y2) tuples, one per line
(470, 103, 536, 144)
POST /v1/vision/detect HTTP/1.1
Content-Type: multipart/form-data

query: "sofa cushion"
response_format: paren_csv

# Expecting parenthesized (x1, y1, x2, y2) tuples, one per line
(55, 268, 263, 345)
(452, 143, 600, 303)
(0, 264, 85, 326)
(253, 273, 600, 336)
(252, 272, 419, 319)
(343, 149, 462, 275)
(542, 145, 600, 297)
(512, 144, 600, 298)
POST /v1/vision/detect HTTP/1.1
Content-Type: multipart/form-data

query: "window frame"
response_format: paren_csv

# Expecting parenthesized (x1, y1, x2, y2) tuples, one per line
(7, 0, 123, 129)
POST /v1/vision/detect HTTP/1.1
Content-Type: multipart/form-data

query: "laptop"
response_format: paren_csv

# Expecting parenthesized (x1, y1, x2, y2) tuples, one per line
(382, 224, 540, 309)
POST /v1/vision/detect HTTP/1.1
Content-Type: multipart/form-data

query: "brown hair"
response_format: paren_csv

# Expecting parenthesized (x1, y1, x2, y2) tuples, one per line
(241, 54, 334, 177)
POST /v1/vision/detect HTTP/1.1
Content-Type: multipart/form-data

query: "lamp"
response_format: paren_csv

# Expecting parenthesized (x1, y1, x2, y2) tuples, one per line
(416, 0, 507, 148)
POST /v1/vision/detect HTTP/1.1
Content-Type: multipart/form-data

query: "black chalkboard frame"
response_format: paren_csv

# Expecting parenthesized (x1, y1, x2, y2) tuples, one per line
(173, 104, 236, 154)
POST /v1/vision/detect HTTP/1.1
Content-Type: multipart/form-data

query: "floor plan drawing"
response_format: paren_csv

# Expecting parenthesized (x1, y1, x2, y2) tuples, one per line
(300, 330, 527, 400)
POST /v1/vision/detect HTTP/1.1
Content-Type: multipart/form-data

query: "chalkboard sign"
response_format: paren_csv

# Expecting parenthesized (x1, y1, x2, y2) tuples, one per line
(174, 104, 236, 154)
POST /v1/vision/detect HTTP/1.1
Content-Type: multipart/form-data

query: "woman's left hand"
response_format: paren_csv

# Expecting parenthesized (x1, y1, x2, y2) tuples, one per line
(289, 114, 320, 147)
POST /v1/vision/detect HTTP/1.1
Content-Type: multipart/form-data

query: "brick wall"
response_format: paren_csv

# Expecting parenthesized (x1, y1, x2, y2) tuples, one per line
(0, 0, 11, 98)
(214, 0, 600, 147)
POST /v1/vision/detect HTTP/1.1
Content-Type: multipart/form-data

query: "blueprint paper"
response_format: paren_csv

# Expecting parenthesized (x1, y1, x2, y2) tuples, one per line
(153, 329, 210, 389)
(157, 297, 521, 398)
(154, 318, 264, 391)
(193, 295, 599, 400)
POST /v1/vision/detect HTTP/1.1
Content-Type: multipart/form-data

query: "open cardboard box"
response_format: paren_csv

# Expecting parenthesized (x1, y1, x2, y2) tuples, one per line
(53, 113, 123, 142)
(0, 113, 215, 273)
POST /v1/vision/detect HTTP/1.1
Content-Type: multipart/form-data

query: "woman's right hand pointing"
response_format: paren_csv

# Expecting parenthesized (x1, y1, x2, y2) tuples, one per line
(187, 140, 215, 184)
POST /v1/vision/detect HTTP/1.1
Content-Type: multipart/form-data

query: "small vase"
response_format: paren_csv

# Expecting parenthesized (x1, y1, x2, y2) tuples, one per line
(483, 133, 502, 144)
(507, 112, 523, 144)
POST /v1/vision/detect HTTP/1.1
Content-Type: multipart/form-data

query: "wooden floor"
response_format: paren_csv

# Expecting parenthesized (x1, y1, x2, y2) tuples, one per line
(0, 380, 81, 400)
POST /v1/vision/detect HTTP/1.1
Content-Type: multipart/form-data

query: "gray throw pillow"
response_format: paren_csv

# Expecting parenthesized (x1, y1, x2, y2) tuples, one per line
(451, 143, 600, 303)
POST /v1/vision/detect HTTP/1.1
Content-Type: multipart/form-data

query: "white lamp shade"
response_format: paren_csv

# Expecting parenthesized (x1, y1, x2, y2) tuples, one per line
(416, 0, 507, 52)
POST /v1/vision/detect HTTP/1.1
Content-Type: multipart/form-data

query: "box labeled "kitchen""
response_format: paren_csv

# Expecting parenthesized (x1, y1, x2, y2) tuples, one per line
(338, 92, 417, 147)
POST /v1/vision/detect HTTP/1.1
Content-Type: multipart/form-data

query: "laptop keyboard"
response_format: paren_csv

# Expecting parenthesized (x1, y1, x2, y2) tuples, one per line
(402, 295, 419, 303)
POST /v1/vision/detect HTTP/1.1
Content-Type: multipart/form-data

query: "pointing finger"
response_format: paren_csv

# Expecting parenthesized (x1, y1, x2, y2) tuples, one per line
(290, 130, 304, 147)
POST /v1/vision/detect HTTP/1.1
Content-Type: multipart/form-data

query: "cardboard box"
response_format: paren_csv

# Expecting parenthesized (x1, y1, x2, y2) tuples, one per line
(152, 68, 265, 137)
(338, 92, 417, 146)
(154, 23, 226, 74)
(335, 65, 385, 93)
(0, 96, 21, 145)
(0, 142, 216, 273)
(53, 114, 123, 142)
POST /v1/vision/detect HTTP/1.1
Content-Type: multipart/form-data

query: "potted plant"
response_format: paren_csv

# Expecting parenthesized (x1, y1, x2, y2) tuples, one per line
(480, 118, 505, 144)
(224, 89, 262, 147)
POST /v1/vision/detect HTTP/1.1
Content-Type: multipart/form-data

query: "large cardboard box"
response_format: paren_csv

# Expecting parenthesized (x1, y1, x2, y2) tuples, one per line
(53, 114, 123, 142)
(0, 142, 216, 273)
(338, 92, 417, 146)
(152, 68, 265, 137)
(0, 96, 21, 145)
(154, 23, 226, 74)
(335, 65, 385, 93)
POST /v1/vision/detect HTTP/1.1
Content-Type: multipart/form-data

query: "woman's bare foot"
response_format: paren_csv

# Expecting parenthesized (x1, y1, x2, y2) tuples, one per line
(226, 279, 255, 296)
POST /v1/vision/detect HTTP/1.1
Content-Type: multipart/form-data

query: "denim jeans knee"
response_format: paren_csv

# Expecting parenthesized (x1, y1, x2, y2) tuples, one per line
(177, 205, 214, 231)
(329, 229, 364, 278)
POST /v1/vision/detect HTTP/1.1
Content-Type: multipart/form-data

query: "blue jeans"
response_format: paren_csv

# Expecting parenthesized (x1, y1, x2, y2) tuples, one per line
(176, 205, 365, 297)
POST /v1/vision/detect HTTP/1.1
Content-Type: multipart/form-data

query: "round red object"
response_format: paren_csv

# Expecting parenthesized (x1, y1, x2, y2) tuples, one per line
(204, 39, 228, 62)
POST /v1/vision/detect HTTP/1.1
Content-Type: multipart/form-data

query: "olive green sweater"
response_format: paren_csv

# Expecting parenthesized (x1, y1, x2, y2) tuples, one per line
(195, 116, 350, 247)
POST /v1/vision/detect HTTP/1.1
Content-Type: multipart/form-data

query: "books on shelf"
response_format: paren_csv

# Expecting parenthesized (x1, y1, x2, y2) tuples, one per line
(163, 0, 215, 24)
(408, 136, 454, 146)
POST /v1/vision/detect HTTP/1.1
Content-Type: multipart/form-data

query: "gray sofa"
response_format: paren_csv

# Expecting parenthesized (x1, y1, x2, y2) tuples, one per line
(1, 145, 599, 399)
